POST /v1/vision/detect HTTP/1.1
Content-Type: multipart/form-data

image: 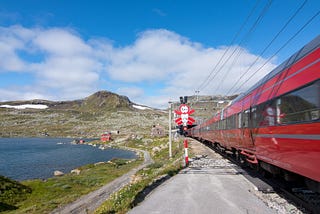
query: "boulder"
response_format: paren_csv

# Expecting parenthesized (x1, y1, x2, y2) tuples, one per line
(54, 170, 64, 176)
(152, 146, 161, 153)
(71, 169, 81, 175)
(94, 161, 105, 166)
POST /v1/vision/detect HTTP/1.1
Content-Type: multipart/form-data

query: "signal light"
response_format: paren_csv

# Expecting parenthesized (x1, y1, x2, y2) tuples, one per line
(179, 96, 188, 104)
(177, 125, 189, 136)
(180, 96, 184, 104)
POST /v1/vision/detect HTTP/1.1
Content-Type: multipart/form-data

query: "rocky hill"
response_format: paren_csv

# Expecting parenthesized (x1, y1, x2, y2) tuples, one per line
(0, 91, 236, 138)
(0, 91, 166, 138)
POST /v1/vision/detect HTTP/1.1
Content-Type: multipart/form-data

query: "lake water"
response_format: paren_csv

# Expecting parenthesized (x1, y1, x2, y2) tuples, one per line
(0, 138, 137, 181)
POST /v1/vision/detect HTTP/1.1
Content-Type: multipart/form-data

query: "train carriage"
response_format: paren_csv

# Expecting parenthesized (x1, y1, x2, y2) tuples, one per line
(189, 35, 320, 191)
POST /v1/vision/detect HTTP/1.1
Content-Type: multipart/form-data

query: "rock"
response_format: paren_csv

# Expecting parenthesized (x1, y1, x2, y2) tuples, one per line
(54, 170, 64, 176)
(130, 174, 142, 184)
(142, 138, 153, 144)
(94, 161, 105, 166)
(151, 146, 161, 155)
(152, 146, 161, 153)
(71, 169, 81, 175)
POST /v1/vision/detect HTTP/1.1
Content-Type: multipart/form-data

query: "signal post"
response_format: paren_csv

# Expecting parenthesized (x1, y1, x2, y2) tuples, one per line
(174, 96, 195, 166)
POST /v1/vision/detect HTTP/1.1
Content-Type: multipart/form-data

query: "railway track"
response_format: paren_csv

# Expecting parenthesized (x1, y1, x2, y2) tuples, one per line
(191, 139, 320, 214)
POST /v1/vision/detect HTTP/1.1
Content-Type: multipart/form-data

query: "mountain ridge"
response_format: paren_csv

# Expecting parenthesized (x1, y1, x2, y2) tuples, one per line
(0, 90, 165, 138)
(0, 90, 137, 111)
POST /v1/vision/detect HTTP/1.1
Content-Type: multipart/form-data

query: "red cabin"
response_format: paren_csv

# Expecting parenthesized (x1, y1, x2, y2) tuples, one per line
(101, 133, 111, 142)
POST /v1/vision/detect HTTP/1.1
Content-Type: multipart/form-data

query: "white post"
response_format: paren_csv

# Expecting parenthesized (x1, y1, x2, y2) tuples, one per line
(168, 101, 172, 158)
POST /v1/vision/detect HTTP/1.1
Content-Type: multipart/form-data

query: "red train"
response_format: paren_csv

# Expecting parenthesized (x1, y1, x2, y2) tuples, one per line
(188, 35, 320, 192)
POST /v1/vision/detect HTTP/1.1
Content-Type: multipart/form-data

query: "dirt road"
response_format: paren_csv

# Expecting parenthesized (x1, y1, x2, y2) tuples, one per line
(51, 148, 153, 214)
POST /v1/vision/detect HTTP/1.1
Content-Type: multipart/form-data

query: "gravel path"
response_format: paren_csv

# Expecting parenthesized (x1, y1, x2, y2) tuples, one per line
(51, 148, 153, 214)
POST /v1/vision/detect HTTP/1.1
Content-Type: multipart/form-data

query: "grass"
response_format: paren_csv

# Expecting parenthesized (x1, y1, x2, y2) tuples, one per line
(1, 157, 142, 214)
(0, 175, 32, 212)
(94, 137, 184, 214)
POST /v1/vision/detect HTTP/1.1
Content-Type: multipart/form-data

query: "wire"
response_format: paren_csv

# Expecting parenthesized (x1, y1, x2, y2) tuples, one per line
(225, 0, 308, 95)
(195, 0, 261, 92)
(199, 0, 273, 93)
(228, 7, 320, 95)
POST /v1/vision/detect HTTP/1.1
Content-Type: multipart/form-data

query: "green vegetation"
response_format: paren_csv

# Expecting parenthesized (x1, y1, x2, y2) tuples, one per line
(1, 157, 142, 213)
(95, 137, 184, 214)
(0, 175, 32, 212)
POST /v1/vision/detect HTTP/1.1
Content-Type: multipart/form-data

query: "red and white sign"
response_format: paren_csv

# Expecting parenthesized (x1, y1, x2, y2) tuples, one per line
(174, 104, 195, 126)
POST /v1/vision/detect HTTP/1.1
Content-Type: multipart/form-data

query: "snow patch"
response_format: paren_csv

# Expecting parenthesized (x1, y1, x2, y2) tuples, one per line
(132, 104, 151, 110)
(0, 104, 48, 110)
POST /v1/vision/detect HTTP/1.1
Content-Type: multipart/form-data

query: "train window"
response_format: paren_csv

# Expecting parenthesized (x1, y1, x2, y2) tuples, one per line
(238, 112, 242, 128)
(228, 114, 236, 129)
(221, 119, 226, 129)
(277, 80, 320, 124)
(251, 107, 257, 127)
(257, 102, 276, 127)
(242, 109, 250, 127)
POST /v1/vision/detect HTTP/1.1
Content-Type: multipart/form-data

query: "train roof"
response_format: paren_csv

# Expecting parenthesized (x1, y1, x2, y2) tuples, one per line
(231, 35, 320, 105)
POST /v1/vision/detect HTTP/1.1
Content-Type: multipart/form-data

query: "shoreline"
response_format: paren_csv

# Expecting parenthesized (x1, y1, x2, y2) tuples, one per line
(0, 137, 137, 182)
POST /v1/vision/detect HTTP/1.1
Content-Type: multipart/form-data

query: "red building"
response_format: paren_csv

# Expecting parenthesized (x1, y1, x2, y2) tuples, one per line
(101, 133, 111, 142)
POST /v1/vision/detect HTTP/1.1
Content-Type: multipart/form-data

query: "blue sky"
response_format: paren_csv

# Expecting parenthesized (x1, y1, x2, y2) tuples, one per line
(0, 0, 319, 108)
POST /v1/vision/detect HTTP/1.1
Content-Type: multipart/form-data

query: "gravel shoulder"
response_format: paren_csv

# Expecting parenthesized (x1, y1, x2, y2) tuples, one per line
(51, 148, 153, 214)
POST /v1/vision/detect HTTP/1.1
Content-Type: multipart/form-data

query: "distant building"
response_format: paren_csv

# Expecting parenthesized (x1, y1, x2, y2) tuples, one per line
(151, 124, 165, 137)
(101, 132, 111, 142)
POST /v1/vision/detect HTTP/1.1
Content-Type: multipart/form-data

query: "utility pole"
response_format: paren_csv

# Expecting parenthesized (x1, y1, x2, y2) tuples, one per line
(168, 101, 173, 158)
(195, 90, 200, 102)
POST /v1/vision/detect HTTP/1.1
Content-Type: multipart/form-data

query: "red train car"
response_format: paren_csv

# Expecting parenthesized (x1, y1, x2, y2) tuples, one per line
(189, 35, 320, 192)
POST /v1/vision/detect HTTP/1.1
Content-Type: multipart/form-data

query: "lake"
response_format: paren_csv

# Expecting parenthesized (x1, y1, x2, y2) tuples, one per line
(0, 138, 137, 181)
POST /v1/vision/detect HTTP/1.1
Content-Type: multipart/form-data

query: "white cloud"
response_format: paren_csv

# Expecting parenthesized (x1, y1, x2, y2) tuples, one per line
(0, 87, 49, 101)
(0, 25, 102, 100)
(106, 30, 202, 82)
(116, 87, 144, 99)
(105, 30, 276, 107)
(0, 26, 29, 71)
(33, 28, 92, 56)
(0, 26, 277, 108)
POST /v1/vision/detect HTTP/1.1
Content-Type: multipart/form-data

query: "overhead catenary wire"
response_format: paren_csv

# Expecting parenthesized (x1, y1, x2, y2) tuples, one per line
(198, 0, 273, 93)
(225, 0, 308, 95)
(195, 0, 261, 92)
(227, 7, 320, 96)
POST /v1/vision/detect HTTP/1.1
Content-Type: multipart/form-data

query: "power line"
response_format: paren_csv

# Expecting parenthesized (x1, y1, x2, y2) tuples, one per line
(228, 7, 320, 96)
(226, 0, 308, 95)
(195, 0, 261, 92)
(198, 0, 273, 93)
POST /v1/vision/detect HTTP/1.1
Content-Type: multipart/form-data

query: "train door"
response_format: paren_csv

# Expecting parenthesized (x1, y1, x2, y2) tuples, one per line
(240, 108, 254, 148)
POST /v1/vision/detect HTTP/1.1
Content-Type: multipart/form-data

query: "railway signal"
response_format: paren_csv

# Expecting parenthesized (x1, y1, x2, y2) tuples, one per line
(174, 104, 195, 127)
(173, 97, 195, 166)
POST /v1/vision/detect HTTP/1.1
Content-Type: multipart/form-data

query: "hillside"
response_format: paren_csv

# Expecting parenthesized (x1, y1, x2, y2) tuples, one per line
(0, 175, 31, 211)
(0, 91, 166, 138)
(0, 91, 235, 138)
